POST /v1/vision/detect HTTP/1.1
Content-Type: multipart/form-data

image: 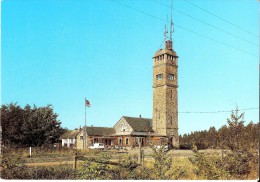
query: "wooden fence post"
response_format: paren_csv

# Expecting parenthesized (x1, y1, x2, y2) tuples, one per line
(141, 149, 144, 165)
(138, 140, 141, 164)
(29, 147, 32, 158)
(73, 153, 77, 170)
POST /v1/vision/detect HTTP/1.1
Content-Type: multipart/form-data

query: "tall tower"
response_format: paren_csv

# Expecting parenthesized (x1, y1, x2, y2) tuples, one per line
(152, 6, 179, 147)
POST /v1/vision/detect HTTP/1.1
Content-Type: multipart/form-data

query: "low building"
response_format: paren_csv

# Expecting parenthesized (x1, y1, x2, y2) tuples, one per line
(59, 129, 80, 148)
(76, 126, 116, 149)
(60, 116, 168, 149)
(112, 116, 155, 147)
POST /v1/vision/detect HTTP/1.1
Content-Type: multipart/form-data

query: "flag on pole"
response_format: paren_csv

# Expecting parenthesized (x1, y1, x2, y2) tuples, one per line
(85, 99, 91, 107)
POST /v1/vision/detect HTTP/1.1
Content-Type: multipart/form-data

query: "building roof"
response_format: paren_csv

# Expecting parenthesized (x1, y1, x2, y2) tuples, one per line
(59, 129, 80, 140)
(123, 116, 154, 132)
(84, 126, 115, 136)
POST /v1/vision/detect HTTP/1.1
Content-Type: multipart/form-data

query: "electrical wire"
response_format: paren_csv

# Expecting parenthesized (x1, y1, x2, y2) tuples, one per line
(178, 107, 259, 114)
(183, 0, 258, 38)
(111, 0, 258, 58)
(154, 0, 258, 47)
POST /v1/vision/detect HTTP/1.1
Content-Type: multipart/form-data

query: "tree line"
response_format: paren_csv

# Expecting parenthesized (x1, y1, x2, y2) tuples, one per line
(179, 107, 259, 150)
(1, 103, 67, 148)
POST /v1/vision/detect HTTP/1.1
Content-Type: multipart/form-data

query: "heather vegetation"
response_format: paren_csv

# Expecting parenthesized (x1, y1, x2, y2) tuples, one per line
(1, 147, 258, 179)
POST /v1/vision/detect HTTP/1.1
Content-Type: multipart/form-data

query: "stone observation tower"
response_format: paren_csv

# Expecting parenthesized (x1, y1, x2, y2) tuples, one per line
(152, 6, 179, 148)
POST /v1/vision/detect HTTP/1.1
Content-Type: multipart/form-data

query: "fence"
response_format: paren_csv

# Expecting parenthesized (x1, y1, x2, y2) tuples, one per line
(73, 145, 145, 170)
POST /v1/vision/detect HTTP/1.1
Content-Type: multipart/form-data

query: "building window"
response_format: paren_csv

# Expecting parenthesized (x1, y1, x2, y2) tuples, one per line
(170, 90, 173, 99)
(135, 137, 139, 145)
(126, 138, 129, 145)
(156, 74, 163, 80)
(80, 136, 83, 140)
(168, 74, 174, 80)
(70, 139, 73, 143)
(94, 138, 98, 143)
(121, 125, 126, 132)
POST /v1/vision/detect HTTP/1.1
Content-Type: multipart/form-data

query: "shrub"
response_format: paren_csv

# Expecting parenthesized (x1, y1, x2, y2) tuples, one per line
(222, 149, 258, 179)
(189, 149, 229, 180)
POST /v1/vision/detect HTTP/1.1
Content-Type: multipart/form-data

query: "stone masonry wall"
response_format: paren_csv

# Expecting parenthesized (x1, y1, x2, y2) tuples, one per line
(152, 45, 179, 147)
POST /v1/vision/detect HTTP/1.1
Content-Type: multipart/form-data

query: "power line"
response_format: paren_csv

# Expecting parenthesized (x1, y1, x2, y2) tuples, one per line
(178, 107, 259, 114)
(154, 0, 258, 47)
(111, 0, 165, 22)
(183, 0, 258, 38)
(111, 0, 257, 58)
(174, 24, 258, 57)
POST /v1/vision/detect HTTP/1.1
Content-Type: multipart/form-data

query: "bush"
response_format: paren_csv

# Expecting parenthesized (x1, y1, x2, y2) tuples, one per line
(1, 152, 76, 179)
(189, 150, 229, 180)
(1, 165, 76, 179)
(222, 149, 258, 179)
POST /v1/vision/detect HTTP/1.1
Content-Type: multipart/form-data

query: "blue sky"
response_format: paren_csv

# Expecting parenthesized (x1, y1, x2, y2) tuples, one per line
(2, 0, 259, 135)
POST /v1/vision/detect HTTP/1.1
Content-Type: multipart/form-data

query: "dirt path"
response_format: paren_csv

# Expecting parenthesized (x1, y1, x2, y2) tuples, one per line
(25, 160, 87, 167)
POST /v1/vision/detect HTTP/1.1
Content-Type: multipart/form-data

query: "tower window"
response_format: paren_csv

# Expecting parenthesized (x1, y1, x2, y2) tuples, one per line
(168, 74, 174, 80)
(156, 74, 163, 80)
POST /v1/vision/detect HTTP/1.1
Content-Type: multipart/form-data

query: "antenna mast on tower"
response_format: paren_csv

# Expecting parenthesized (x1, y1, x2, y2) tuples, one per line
(169, 0, 174, 41)
(164, 15, 168, 41)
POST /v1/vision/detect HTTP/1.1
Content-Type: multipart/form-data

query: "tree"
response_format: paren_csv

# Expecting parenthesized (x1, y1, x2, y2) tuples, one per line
(1, 103, 24, 147)
(1, 103, 66, 147)
(226, 107, 245, 151)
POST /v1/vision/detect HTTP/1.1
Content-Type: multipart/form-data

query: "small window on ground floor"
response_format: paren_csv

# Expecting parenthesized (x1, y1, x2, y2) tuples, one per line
(94, 138, 98, 143)
(135, 137, 139, 145)
(126, 138, 129, 145)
